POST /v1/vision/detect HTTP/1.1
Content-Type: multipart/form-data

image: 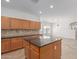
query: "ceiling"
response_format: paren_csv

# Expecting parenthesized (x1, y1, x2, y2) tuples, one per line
(1, 0, 77, 17)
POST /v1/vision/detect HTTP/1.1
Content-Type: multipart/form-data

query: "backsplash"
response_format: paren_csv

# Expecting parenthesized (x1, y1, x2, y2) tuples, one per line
(1, 30, 40, 38)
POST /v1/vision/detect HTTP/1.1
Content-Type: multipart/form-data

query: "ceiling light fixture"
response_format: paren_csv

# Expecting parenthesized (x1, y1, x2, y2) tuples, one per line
(50, 5, 54, 8)
(40, 11, 42, 14)
(5, 0, 10, 2)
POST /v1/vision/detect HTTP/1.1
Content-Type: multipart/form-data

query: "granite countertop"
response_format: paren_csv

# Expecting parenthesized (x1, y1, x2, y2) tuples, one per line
(24, 36, 62, 47)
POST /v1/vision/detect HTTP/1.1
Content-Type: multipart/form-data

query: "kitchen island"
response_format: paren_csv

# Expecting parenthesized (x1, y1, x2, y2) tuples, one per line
(24, 36, 62, 59)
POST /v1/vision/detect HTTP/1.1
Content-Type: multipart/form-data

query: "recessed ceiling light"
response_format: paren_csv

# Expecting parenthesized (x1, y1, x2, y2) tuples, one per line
(50, 5, 54, 8)
(5, 0, 10, 2)
(40, 11, 42, 14)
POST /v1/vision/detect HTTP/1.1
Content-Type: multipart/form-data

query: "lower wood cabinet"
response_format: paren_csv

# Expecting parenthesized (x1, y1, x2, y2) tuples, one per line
(23, 40, 61, 59)
(30, 48, 39, 59)
(52, 41, 61, 59)
(1, 39, 11, 53)
(23, 40, 30, 59)
(30, 43, 40, 59)
(11, 37, 23, 50)
(1, 38, 61, 59)
(40, 44, 54, 59)
(1, 37, 23, 53)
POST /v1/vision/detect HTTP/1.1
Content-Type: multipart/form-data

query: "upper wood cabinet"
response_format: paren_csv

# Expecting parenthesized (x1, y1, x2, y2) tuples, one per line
(1, 39, 11, 53)
(22, 20, 30, 29)
(30, 21, 41, 30)
(35, 22, 41, 29)
(1, 16, 41, 30)
(11, 18, 23, 29)
(1, 16, 10, 29)
(29, 21, 36, 29)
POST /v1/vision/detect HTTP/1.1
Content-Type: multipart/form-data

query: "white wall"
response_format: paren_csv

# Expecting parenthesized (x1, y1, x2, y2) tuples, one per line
(40, 16, 76, 39)
(1, 7, 40, 22)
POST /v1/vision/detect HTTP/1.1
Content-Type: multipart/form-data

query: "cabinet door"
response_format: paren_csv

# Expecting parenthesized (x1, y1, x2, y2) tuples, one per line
(29, 21, 35, 29)
(1, 39, 11, 53)
(11, 38, 23, 50)
(1, 16, 10, 29)
(22, 20, 30, 29)
(53, 41, 61, 59)
(30, 48, 39, 59)
(11, 18, 22, 29)
(40, 44, 54, 59)
(30, 21, 41, 30)
(23, 40, 30, 59)
(23, 39, 29, 48)
(35, 22, 41, 29)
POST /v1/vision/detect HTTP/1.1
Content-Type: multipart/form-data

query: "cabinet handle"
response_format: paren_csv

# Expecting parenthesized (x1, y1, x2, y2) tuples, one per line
(54, 46, 56, 50)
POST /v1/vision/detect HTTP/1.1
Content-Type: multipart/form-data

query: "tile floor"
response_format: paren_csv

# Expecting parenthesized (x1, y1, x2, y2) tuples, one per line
(61, 38, 77, 59)
(1, 38, 77, 59)
(1, 49, 25, 59)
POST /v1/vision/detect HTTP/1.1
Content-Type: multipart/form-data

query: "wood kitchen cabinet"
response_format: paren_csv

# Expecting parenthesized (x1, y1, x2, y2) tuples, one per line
(11, 37, 23, 50)
(40, 40, 61, 59)
(40, 44, 54, 59)
(1, 37, 23, 54)
(30, 43, 40, 59)
(22, 20, 30, 29)
(30, 48, 39, 59)
(52, 40, 61, 59)
(29, 21, 35, 29)
(23, 40, 30, 59)
(1, 37, 61, 59)
(1, 16, 10, 29)
(11, 18, 30, 29)
(1, 16, 41, 30)
(23, 40, 61, 59)
(1, 39, 11, 53)
(35, 22, 41, 29)
(11, 18, 23, 29)
(29, 21, 41, 30)
(11, 18, 41, 30)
